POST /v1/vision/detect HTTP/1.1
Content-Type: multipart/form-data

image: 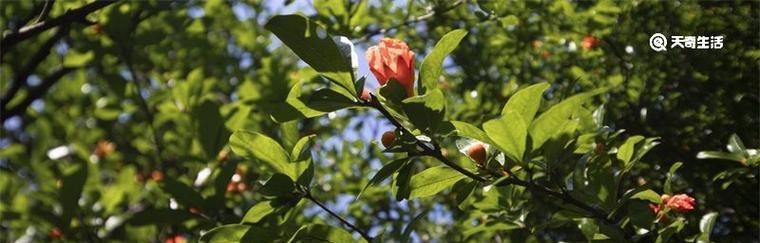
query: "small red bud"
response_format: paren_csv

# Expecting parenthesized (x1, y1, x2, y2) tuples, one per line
(360, 89, 371, 102)
(236, 182, 247, 192)
(381, 131, 396, 148)
(467, 143, 487, 165)
(226, 182, 237, 193)
(50, 228, 62, 239)
(92, 24, 102, 34)
(595, 143, 604, 154)
(150, 170, 163, 182)
(217, 150, 229, 162)
(501, 169, 510, 177)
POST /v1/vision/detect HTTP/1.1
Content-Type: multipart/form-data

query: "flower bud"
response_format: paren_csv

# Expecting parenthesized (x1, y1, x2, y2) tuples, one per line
(94, 140, 115, 158)
(467, 143, 487, 165)
(226, 182, 237, 193)
(366, 38, 416, 96)
(582, 36, 600, 50)
(663, 194, 696, 213)
(50, 228, 62, 239)
(150, 170, 163, 182)
(594, 143, 604, 154)
(360, 89, 371, 102)
(381, 131, 396, 148)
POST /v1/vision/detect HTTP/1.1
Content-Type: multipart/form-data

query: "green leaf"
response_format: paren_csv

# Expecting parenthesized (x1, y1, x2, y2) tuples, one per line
(499, 15, 519, 26)
(259, 173, 295, 197)
(211, 160, 239, 206)
(291, 134, 316, 162)
(484, 110, 527, 162)
(379, 78, 409, 106)
(60, 163, 88, 222)
(263, 87, 356, 123)
(419, 29, 467, 93)
(160, 178, 206, 209)
(200, 224, 275, 243)
(358, 158, 408, 200)
(501, 82, 550, 125)
(697, 212, 719, 243)
(394, 162, 414, 201)
(401, 211, 427, 243)
(265, 14, 355, 95)
(128, 209, 199, 226)
(290, 135, 316, 186)
(577, 218, 599, 241)
(626, 137, 660, 171)
(447, 121, 492, 143)
(63, 50, 94, 67)
(295, 160, 315, 187)
(656, 218, 685, 243)
(402, 89, 446, 133)
(463, 221, 523, 238)
(727, 134, 746, 153)
(696, 151, 745, 163)
(306, 88, 357, 111)
(628, 201, 656, 230)
(194, 100, 230, 159)
(409, 166, 468, 199)
(664, 162, 683, 195)
(229, 131, 298, 180)
(241, 200, 277, 224)
(530, 88, 605, 149)
(617, 135, 644, 166)
(630, 189, 661, 204)
(288, 224, 364, 243)
(451, 179, 478, 210)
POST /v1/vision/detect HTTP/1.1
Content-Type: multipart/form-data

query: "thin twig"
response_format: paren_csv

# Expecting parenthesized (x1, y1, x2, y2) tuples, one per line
(359, 92, 625, 235)
(304, 193, 373, 242)
(356, 0, 465, 43)
(34, 0, 56, 24)
(1, 0, 116, 51)
(1, 24, 70, 113)
(1, 67, 74, 122)
(363, 94, 485, 182)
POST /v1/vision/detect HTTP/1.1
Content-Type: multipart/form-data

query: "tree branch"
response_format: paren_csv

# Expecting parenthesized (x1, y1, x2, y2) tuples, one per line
(364, 94, 485, 182)
(1, 24, 70, 112)
(1, 67, 74, 122)
(356, 0, 465, 43)
(1, 0, 116, 51)
(304, 193, 373, 242)
(359, 92, 625, 236)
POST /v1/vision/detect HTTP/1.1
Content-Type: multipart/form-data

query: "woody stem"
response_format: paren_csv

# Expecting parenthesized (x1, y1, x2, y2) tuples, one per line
(359, 93, 625, 237)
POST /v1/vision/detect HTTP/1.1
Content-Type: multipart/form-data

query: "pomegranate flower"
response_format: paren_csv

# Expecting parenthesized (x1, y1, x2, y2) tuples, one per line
(366, 38, 416, 96)
(663, 194, 696, 213)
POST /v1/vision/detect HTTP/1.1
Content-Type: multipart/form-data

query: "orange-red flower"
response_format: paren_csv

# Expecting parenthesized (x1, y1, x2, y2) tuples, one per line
(366, 38, 416, 96)
(164, 234, 187, 243)
(94, 140, 115, 158)
(49, 227, 62, 239)
(663, 194, 696, 213)
(582, 36, 600, 50)
(651, 193, 696, 216)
